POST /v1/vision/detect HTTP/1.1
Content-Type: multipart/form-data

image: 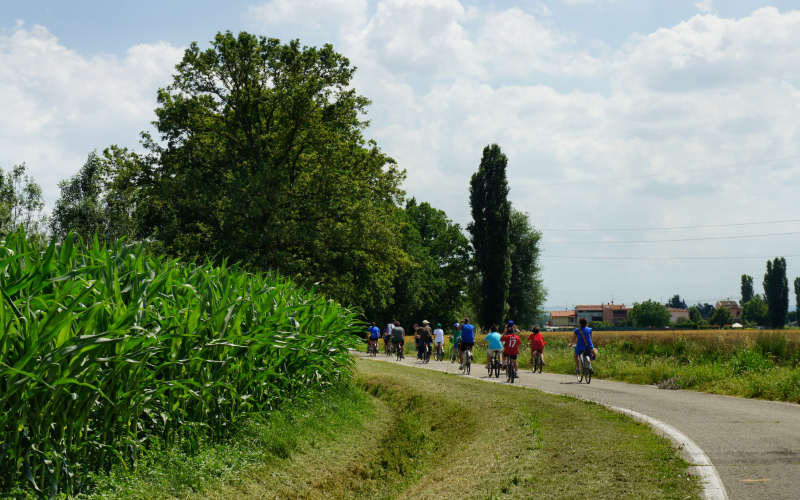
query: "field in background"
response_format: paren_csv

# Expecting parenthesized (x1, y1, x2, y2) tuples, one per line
(367, 329, 800, 403)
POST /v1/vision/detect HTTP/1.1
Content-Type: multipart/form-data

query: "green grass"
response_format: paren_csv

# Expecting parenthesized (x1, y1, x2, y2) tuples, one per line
(0, 229, 360, 496)
(97, 359, 700, 499)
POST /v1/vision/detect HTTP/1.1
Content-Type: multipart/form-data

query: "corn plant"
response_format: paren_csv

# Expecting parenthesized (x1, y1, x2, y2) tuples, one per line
(0, 229, 360, 496)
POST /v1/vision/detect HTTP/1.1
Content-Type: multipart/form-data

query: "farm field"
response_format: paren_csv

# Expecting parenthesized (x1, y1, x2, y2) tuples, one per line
(0, 231, 359, 497)
(372, 329, 800, 403)
(96, 359, 700, 499)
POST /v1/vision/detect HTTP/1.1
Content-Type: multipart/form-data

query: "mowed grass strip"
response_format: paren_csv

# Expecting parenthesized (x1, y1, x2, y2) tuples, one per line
(99, 359, 700, 499)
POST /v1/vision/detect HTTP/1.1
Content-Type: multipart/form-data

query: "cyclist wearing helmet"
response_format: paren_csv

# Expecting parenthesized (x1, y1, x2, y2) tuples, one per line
(449, 322, 461, 362)
(459, 318, 476, 368)
(367, 321, 380, 352)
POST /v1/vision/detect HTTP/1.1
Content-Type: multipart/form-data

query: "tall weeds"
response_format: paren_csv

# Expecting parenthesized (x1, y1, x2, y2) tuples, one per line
(0, 230, 359, 496)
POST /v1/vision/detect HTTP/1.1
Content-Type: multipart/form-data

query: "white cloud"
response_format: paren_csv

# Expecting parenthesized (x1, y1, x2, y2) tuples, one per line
(0, 24, 183, 204)
(695, 0, 714, 15)
(6, 2, 800, 306)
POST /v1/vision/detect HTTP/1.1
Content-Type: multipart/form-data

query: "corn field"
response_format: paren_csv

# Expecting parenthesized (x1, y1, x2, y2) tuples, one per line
(0, 230, 360, 496)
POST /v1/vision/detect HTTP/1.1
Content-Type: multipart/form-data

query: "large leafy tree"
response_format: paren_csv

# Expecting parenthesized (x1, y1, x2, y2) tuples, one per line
(135, 31, 406, 312)
(763, 257, 789, 328)
(468, 144, 511, 328)
(742, 295, 768, 326)
(0, 164, 44, 235)
(386, 199, 471, 325)
(51, 148, 145, 243)
(628, 300, 670, 328)
(507, 209, 545, 328)
(710, 305, 733, 326)
(741, 274, 754, 305)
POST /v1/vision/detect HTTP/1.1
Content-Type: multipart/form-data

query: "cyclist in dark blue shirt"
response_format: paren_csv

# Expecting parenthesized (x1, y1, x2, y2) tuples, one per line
(459, 317, 476, 368)
(368, 322, 380, 352)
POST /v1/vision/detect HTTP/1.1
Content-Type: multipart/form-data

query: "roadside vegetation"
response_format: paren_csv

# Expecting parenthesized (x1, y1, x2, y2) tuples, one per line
(92, 359, 700, 499)
(0, 230, 359, 496)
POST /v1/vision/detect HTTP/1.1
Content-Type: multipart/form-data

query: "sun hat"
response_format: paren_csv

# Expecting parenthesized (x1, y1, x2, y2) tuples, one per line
(422, 320, 430, 325)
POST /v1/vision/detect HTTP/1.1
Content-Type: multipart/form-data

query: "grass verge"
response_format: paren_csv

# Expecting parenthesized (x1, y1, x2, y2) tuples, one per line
(86, 358, 700, 499)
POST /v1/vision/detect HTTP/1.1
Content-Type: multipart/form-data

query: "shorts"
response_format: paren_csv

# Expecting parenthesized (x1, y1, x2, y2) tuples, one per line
(393, 338, 405, 346)
(504, 354, 518, 360)
(531, 348, 543, 355)
(487, 348, 502, 358)
(459, 342, 474, 351)
(574, 346, 594, 357)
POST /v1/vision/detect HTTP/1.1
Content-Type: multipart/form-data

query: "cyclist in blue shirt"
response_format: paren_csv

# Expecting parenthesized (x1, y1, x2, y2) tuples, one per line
(459, 317, 476, 368)
(483, 326, 503, 370)
(368, 322, 380, 352)
(570, 318, 597, 373)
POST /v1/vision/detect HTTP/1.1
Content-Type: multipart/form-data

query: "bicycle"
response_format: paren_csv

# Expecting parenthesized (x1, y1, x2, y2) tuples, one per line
(531, 350, 543, 373)
(506, 357, 517, 383)
(435, 343, 444, 362)
(450, 343, 459, 363)
(576, 350, 593, 384)
(461, 349, 471, 375)
(488, 351, 501, 378)
(367, 340, 378, 357)
(421, 343, 431, 363)
(396, 343, 404, 361)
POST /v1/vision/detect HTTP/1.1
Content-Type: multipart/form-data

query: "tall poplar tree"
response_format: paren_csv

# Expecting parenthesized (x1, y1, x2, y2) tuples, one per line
(794, 277, 800, 319)
(763, 257, 789, 328)
(468, 144, 511, 328)
(740, 274, 754, 305)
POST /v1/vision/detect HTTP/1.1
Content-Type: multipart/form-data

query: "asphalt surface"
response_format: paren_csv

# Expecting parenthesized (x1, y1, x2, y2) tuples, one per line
(356, 352, 800, 500)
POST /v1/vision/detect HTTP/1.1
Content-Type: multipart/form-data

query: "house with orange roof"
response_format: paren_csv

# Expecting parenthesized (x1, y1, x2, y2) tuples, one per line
(549, 310, 576, 327)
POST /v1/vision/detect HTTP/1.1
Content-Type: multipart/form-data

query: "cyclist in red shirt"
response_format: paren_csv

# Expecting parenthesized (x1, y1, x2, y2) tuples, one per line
(501, 327, 522, 374)
(528, 327, 546, 369)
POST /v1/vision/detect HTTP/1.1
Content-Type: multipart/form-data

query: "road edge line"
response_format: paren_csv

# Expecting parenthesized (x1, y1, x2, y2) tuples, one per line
(354, 353, 728, 500)
(605, 405, 728, 500)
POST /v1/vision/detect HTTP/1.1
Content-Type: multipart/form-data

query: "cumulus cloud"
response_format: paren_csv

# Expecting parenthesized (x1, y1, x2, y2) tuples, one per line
(0, 24, 183, 203)
(5, 2, 800, 305)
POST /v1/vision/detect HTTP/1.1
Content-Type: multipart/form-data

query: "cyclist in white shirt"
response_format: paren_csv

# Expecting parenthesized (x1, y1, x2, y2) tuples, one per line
(433, 323, 444, 359)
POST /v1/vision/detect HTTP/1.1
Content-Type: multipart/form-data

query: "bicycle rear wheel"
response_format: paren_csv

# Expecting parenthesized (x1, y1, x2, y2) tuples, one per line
(576, 358, 584, 383)
(465, 353, 471, 375)
(584, 356, 592, 384)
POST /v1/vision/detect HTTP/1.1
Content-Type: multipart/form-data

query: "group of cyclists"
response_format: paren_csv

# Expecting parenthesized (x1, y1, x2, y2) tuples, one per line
(367, 317, 599, 378)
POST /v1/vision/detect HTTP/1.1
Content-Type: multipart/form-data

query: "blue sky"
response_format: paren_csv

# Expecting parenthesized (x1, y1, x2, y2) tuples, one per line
(2, 1, 800, 310)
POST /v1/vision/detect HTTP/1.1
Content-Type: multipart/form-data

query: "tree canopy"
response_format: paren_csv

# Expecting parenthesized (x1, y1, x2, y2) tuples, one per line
(507, 209, 545, 327)
(0, 164, 44, 235)
(666, 294, 687, 309)
(468, 144, 511, 328)
(741, 295, 768, 326)
(129, 31, 407, 313)
(628, 300, 670, 328)
(763, 257, 789, 328)
(741, 274, 754, 305)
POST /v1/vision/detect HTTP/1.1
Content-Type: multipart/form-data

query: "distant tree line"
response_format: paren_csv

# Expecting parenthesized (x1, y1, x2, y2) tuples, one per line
(4, 31, 547, 328)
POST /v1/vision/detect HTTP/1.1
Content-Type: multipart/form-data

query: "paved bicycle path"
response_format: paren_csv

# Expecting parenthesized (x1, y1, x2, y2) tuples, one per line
(356, 353, 800, 500)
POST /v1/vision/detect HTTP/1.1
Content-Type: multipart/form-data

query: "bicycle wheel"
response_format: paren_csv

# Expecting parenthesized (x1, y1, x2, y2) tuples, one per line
(584, 356, 592, 384)
(465, 353, 471, 375)
(576, 358, 584, 383)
